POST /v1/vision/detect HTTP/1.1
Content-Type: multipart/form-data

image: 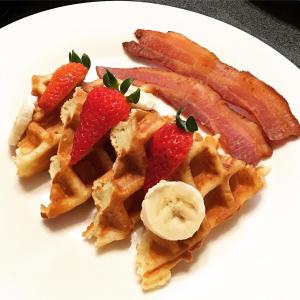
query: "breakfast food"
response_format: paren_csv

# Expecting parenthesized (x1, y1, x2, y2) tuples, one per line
(84, 109, 172, 247)
(41, 71, 144, 218)
(136, 133, 266, 289)
(70, 86, 130, 165)
(10, 28, 299, 290)
(141, 180, 206, 241)
(37, 62, 88, 113)
(13, 51, 90, 178)
(123, 29, 300, 142)
(97, 66, 272, 165)
(13, 74, 63, 178)
(41, 88, 114, 218)
(143, 113, 196, 191)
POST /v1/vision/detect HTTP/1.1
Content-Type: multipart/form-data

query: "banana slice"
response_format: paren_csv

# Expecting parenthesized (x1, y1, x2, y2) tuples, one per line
(8, 96, 36, 146)
(141, 180, 205, 241)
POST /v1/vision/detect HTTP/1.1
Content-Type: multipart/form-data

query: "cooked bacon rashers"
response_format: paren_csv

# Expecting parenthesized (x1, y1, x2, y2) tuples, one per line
(123, 29, 300, 142)
(96, 66, 272, 165)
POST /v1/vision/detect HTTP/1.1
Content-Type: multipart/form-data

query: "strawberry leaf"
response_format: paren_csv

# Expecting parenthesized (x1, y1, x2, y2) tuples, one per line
(69, 50, 81, 63)
(103, 69, 119, 90)
(68, 50, 91, 69)
(126, 88, 140, 104)
(186, 116, 198, 132)
(176, 108, 198, 132)
(81, 53, 91, 69)
(120, 78, 133, 94)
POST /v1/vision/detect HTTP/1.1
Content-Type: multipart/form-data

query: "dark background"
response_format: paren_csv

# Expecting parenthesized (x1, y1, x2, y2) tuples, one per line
(0, 1, 299, 67)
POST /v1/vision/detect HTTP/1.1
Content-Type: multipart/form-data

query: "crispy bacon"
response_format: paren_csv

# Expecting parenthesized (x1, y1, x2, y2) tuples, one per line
(97, 66, 272, 165)
(123, 29, 300, 142)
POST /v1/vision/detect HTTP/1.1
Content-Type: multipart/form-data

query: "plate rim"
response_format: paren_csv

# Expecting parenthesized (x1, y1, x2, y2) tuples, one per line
(0, 0, 299, 74)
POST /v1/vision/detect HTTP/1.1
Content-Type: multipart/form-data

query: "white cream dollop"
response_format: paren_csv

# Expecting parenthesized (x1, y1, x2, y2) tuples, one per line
(125, 85, 155, 111)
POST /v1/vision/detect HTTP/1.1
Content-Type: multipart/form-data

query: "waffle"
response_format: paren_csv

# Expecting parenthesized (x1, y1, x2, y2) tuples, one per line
(41, 87, 114, 218)
(136, 133, 267, 290)
(81, 79, 103, 93)
(83, 109, 172, 247)
(15, 74, 64, 178)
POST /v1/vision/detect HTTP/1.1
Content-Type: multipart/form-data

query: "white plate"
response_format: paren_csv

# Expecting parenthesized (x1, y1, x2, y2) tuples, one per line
(0, 2, 299, 299)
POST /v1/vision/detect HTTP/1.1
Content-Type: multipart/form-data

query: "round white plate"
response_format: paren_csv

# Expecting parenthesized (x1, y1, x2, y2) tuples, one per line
(0, 2, 299, 299)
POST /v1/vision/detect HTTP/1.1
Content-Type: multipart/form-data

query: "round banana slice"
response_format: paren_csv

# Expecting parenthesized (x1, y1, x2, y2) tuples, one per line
(8, 96, 36, 146)
(141, 180, 205, 241)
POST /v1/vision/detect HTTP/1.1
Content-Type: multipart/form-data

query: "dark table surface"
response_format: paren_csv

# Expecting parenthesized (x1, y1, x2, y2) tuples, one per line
(1, 1, 299, 67)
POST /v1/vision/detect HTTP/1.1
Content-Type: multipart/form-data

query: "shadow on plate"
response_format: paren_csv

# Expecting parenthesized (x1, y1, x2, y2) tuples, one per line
(42, 199, 95, 231)
(95, 222, 145, 255)
(18, 171, 50, 192)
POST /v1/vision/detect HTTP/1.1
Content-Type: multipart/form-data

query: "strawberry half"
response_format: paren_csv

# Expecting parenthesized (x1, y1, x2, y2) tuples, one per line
(144, 109, 198, 192)
(70, 86, 131, 165)
(38, 62, 88, 113)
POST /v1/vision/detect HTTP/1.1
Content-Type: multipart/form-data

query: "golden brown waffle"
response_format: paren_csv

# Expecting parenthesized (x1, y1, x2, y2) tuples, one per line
(83, 109, 172, 247)
(15, 74, 64, 178)
(136, 134, 267, 290)
(81, 79, 103, 93)
(41, 88, 114, 218)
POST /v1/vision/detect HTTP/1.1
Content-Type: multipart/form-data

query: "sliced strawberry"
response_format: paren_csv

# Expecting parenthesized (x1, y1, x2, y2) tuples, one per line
(144, 123, 193, 192)
(70, 86, 130, 165)
(38, 62, 88, 113)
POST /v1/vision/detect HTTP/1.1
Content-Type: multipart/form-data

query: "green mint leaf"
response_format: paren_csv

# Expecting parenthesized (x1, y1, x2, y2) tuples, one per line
(68, 51, 72, 62)
(81, 53, 91, 69)
(120, 78, 133, 94)
(186, 116, 198, 132)
(175, 108, 198, 132)
(103, 69, 119, 90)
(70, 50, 81, 63)
(126, 88, 140, 104)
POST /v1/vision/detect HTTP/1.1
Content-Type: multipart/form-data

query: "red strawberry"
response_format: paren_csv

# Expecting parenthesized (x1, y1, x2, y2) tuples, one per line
(144, 123, 193, 192)
(70, 86, 130, 165)
(38, 62, 88, 113)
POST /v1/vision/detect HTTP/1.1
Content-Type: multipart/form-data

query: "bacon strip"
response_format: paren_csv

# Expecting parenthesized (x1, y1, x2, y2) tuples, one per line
(123, 29, 300, 142)
(96, 66, 272, 165)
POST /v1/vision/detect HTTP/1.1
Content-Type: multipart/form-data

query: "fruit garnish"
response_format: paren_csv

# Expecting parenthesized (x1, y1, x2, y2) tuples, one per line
(38, 51, 90, 113)
(70, 86, 130, 165)
(69, 50, 91, 69)
(103, 69, 140, 104)
(176, 107, 198, 132)
(143, 111, 197, 192)
(141, 180, 205, 241)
